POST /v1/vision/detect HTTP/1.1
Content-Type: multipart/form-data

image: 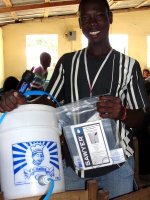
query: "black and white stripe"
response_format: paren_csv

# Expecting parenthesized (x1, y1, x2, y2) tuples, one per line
(47, 48, 149, 157)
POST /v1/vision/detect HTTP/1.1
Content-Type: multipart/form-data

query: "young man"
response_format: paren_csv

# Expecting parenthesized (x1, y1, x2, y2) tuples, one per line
(30, 52, 51, 90)
(0, 0, 149, 198)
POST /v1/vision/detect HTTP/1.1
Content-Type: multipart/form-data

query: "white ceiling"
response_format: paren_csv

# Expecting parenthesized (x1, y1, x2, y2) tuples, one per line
(0, 0, 150, 26)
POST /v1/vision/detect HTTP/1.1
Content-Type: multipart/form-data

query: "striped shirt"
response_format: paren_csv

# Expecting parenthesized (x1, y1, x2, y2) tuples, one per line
(46, 48, 149, 157)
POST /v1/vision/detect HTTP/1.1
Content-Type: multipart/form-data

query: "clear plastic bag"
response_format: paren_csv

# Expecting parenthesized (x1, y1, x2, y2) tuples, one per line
(56, 96, 126, 178)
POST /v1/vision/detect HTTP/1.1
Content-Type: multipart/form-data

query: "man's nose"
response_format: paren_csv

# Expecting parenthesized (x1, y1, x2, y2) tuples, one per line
(89, 16, 97, 25)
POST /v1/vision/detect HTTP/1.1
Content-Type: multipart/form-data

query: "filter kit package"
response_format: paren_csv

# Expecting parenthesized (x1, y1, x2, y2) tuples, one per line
(56, 96, 126, 178)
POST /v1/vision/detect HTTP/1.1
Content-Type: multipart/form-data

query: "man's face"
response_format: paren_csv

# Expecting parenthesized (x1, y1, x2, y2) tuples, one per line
(40, 57, 51, 69)
(79, 1, 112, 45)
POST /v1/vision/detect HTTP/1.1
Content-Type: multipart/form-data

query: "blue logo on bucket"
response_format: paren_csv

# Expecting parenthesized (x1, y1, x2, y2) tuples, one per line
(12, 141, 61, 185)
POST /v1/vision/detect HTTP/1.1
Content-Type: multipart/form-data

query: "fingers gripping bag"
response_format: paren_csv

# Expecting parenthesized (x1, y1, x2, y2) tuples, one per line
(56, 96, 126, 178)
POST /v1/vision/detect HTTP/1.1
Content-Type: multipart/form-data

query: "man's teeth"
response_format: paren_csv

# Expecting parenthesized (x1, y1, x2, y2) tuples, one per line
(89, 31, 100, 35)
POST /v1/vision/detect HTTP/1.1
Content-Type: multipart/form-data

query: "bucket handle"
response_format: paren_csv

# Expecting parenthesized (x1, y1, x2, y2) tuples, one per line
(24, 90, 61, 107)
(0, 90, 61, 124)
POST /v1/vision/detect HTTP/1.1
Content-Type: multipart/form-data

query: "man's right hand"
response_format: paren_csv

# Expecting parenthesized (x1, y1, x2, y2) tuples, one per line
(0, 90, 26, 112)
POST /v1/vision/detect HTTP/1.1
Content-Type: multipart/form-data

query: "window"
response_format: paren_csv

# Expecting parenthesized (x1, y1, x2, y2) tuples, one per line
(82, 34, 128, 55)
(26, 34, 58, 80)
(109, 34, 128, 55)
(147, 36, 150, 68)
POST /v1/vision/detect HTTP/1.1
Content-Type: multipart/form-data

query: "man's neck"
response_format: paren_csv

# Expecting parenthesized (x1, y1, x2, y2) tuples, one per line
(87, 42, 112, 57)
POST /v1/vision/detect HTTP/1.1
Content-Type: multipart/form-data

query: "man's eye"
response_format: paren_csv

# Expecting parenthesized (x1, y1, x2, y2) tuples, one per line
(81, 16, 89, 22)
(96, 13, 105, 19)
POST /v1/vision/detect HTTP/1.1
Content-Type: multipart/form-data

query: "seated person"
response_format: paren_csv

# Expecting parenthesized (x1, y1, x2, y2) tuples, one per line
(30, 52, 51, 91)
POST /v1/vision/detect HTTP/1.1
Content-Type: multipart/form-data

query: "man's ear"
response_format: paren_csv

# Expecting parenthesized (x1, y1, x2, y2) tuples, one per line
(78, 17, 82, 29)
(109, 11, 113, 24)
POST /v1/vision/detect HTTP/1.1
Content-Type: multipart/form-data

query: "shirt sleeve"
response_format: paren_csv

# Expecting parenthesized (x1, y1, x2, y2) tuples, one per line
(34, 66, 43, 74)
(126, 60, 149, 109)
(45, 56, 65, 102)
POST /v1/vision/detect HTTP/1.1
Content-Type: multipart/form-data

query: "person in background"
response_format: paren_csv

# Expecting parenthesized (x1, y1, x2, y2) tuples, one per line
(30, 52, 51, 90)
(142, 68, 150, 80)
(0, 0, 149, 198)
(145, 70, 150, 82)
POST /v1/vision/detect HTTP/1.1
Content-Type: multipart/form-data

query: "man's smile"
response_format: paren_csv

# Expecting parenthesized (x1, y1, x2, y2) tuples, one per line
(89, 31, 101, 36)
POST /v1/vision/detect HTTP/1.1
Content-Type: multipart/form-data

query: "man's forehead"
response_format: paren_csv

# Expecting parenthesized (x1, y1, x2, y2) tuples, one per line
(79, 1, 108, 13)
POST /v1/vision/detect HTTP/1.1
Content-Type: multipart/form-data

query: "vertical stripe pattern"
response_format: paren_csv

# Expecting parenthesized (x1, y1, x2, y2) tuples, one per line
(48, 49, 148, 157)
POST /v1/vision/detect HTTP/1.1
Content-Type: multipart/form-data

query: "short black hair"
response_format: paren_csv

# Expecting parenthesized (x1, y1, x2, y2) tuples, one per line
(78, 0, 110, 14)
(3, 76, 19, 92)
(143, 68, 150, 73)
(40, 52, 51, 61)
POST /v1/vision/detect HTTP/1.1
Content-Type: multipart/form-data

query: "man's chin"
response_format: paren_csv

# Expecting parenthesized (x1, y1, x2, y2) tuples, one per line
(89, 39, 103, 45)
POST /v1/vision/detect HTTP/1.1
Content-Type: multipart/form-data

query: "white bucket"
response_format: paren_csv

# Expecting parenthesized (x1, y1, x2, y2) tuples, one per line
(0, 104, 65, 199)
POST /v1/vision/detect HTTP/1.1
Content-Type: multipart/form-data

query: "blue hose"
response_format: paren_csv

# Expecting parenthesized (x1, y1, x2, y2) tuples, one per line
(0, 90, 61, 124)
(0, 112, 7, 124)
(43, 178, 54, 200)
(24, 90, 61, 107)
